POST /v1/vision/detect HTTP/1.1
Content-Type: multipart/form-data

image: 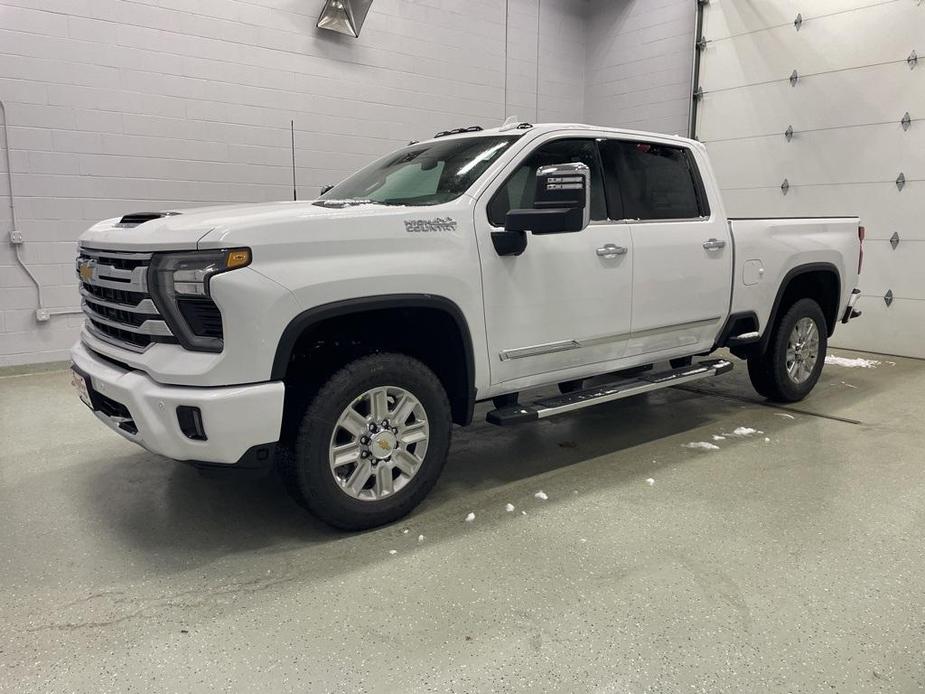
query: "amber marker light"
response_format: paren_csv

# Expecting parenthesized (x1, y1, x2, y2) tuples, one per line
(226, 248, 251, 269)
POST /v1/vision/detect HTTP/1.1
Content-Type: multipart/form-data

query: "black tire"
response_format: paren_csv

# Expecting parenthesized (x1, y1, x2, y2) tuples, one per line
(747, 298, 827, 402)
(558, 378, 584, 394)
(280, 353, 452, 530)
(746, 357, 775, 398)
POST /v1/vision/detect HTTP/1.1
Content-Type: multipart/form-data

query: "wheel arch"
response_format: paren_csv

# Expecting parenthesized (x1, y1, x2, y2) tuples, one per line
(272, 294, 476, 426)
(760, 262, 841, 352)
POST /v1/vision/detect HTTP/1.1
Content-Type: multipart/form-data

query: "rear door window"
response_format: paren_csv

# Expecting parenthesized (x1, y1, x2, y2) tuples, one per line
(600, 140, 710, 220)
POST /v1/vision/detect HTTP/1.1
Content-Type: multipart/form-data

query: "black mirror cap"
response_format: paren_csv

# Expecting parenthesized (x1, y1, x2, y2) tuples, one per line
(491, 230, 527, 256)
(505, 207, 586, 234)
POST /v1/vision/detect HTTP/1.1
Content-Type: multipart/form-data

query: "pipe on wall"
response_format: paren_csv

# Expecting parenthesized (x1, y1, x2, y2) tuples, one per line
(1, 98, 81, 322)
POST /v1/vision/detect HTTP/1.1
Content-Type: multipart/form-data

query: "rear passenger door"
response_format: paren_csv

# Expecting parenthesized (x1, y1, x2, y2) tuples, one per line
(599, 139, 731, 358)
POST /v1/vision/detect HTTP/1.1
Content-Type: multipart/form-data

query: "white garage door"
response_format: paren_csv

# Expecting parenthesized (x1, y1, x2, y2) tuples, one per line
(694, 0, 925, 358)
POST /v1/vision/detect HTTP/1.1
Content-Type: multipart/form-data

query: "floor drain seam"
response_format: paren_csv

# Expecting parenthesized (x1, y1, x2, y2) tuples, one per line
(672, 385, 863, 425)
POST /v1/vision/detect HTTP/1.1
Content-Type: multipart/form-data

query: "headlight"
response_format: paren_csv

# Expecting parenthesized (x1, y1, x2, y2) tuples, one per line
(148, 248, 251, 352)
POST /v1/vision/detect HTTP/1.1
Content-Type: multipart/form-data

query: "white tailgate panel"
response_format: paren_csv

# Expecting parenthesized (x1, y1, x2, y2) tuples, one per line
(697, 1, 925, 358)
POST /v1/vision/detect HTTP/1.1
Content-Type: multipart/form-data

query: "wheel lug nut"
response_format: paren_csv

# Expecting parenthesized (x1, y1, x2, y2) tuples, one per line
(360, 450, 369, 458)
(360, 436, 369, 445)
(381, 419, 390, 428)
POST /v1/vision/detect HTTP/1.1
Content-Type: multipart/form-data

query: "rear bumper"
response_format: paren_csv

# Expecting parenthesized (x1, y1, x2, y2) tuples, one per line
(71, 340, 284, 464)
(841, 288, 862, 323)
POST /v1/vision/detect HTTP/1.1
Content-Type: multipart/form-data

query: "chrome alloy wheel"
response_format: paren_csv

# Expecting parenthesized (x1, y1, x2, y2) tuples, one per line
(785, 317, 820, 384)
(329, 386, 429, 501)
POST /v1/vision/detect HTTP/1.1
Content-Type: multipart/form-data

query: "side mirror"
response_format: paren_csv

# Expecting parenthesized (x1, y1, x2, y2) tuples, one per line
(505, 162, 590, 234)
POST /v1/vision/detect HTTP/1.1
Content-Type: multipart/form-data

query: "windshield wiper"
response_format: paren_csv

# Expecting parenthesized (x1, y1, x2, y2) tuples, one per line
(313, 198, 380, 209)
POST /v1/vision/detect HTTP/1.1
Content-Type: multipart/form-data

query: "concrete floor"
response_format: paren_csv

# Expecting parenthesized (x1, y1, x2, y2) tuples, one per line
(1, 350, 924, 693)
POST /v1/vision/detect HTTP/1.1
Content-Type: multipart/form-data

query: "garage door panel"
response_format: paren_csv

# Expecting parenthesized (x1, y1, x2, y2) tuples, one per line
(718, 184, 925, 241)
(855, 240, 925, 299)
(831, 297, 925, 359)
(702, 0, 888, 39)
(701, 2, 922, 92)
(697, 65, 925, 142)
(707, 125, 925, 189)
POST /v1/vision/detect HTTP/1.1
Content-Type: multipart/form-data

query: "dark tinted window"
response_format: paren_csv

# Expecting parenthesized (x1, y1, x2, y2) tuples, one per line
(487, 139, 607, 227)
(600, 140, 709, 220)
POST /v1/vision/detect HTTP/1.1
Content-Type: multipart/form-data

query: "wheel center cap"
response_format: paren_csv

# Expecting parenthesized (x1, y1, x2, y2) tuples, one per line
(369, 431, 397, 459)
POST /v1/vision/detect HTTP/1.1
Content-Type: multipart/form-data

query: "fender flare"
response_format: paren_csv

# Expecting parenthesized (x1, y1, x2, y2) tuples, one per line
(759, 262, 841, 352)
(271, 293, 476, 425)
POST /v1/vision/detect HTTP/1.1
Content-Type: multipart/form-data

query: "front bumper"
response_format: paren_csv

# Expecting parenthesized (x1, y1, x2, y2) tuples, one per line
(71, 340, 284, 464)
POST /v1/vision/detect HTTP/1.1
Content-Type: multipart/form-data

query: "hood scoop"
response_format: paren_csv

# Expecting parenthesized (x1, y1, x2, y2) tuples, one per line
(116, 211, 181, 228)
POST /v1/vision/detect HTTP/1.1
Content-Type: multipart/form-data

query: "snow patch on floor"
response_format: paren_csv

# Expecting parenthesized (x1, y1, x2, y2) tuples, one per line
(645, 478, 655, 486)
(732, 426, 760, 436)
(534, 491, 548, 501)
(389, 549, 398, 555)
(712, 434, 726, 441)
(825, 355, 881, 368)
(773, 413, 796, 419)
(505, 503, 515, 512)
(683, 441, 720, 450)
(418, 534, 425, 543)
(464, 512, 475, 522)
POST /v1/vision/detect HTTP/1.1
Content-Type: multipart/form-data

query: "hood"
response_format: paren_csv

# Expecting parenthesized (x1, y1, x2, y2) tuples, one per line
(77, 200, 408, 251)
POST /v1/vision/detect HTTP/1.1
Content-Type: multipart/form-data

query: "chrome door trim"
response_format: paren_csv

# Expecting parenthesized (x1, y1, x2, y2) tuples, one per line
(498, 316, 721, 361)
(631, 316, 722, 338)
(499, 339, 580, 361)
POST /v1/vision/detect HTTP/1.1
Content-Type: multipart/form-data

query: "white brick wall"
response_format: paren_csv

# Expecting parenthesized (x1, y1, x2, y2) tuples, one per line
(0, 0, 589, 366)
(584, 0, 694, 136)
(1, 0, 699, 367)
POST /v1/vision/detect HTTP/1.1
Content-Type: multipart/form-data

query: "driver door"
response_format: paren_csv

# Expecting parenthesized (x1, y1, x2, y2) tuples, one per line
(475, 137, 634, 389)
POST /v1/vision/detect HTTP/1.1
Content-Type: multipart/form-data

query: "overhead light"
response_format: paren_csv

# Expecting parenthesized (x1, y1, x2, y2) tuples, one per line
(316, 0, 373, 38)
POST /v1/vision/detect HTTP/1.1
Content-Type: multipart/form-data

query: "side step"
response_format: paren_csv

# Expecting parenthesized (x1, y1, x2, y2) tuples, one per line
(486, 358, 733, 426)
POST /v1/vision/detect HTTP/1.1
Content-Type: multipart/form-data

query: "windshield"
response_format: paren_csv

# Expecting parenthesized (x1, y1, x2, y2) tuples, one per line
(317, 135, 521, 207)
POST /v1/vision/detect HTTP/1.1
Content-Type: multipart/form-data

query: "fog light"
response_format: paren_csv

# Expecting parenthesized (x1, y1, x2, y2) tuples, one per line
(177, 406, 207, 440)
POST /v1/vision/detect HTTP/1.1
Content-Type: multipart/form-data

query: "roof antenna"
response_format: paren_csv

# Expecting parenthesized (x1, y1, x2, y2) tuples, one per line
(290, 120, 297, 201)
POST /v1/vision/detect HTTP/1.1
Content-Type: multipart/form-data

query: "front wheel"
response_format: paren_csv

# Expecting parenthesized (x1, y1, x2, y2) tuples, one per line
(747, 298, 827, 402)
(280, 353, 452, 530)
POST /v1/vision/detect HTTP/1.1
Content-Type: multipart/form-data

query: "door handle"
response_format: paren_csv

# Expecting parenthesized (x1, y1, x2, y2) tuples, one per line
(702, 238, 726, 251)
(596, 244, 628, 258)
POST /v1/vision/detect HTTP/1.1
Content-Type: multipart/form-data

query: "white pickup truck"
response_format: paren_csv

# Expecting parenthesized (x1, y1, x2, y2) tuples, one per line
(70, 122, 863, 529)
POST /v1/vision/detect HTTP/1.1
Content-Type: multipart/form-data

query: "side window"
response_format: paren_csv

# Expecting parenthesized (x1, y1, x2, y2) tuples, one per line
(487, 139, 607, 227)
(600, 140, 709, 220)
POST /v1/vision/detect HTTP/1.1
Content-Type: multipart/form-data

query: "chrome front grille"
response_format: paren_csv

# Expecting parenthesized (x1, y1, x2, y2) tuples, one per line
(77, 247, 177, 352)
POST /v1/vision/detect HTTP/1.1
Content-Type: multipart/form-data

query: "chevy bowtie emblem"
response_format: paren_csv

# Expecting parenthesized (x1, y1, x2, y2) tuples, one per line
(78, 259, 96, 282)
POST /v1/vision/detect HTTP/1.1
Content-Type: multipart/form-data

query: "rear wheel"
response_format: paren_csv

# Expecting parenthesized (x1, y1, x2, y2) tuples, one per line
(280, 353, 451, 530)
(747, 298, 827, 402)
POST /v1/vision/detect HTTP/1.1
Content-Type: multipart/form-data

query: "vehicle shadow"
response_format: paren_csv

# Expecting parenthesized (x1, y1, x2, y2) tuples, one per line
(77, 382, 753, 573)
